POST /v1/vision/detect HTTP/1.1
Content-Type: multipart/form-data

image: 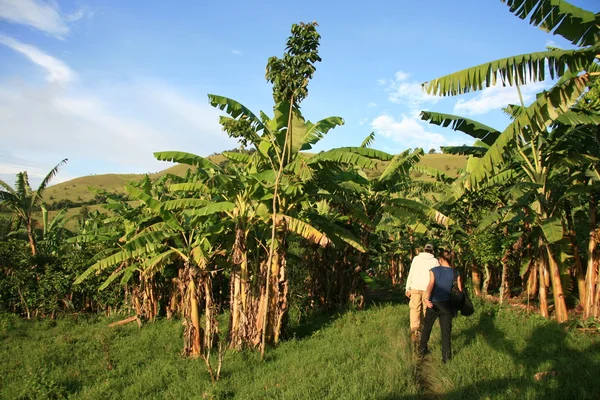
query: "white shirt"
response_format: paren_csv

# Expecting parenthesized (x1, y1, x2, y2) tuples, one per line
(405, 252, 438, 291)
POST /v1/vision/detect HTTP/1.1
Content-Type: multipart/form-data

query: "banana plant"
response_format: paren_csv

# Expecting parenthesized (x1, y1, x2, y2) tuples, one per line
(0, 159, 67, 255)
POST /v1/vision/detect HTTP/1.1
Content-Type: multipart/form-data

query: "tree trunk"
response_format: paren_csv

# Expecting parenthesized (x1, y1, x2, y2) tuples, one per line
(564, 202, 586, 307)
(390, 257, 399, 285)
(546, 244, 569, 322)
(500, 248, 510, 303)
(527, 260, 538, 298)
(538, 258, 549, 318)
(482, 264, 491, 297)
(472, 264, 482, 297)
(27, 221, 37, 256)
(584, 195, 598, 319)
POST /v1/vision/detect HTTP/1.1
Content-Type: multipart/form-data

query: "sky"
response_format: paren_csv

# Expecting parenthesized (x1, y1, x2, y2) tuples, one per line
(0, 0, 598, 187)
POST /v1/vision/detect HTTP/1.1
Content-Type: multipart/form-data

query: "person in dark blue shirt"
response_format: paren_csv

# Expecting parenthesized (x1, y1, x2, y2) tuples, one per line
(419, 249, 463, 363)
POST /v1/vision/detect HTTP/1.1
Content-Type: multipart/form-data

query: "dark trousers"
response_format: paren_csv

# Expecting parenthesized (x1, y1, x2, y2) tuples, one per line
(419, 300, 453, 362)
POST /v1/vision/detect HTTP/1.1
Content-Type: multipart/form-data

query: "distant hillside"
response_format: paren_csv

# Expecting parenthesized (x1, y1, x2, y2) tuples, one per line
(42, 153, 466, 205)
(43, 154, 227, 204)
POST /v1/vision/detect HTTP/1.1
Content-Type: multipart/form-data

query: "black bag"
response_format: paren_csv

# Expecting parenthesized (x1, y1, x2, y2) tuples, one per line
(461, 289, 474, 316)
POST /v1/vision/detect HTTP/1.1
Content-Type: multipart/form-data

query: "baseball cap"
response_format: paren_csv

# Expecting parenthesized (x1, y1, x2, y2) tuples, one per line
(424, 243, 434, 251)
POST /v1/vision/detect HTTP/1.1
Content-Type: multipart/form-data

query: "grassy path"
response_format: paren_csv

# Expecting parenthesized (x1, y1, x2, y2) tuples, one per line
(1, 286, 599, 399)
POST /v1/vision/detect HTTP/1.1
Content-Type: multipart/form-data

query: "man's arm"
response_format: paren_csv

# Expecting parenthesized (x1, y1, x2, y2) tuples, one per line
(405, 260, 415, 298)
(424, 270, 435, 308)
(457, 274, 464, 292)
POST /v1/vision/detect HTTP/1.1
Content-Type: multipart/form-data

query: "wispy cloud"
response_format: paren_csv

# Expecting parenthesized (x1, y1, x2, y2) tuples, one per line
(371, 114, 462, 151)
(232, 49, 242, 55)
(0, 0, 71, 38)
(453, 81, 546, 115)
(366, 102, 377, 108)
(0, 35, 77, 84)
(385, 70, 440, 115)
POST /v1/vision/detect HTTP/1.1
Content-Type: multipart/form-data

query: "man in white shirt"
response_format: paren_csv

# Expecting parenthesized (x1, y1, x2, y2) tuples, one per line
(405, 243, 438, 337)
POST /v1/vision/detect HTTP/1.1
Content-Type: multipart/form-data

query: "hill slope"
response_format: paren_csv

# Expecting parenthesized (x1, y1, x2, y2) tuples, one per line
(43, 153, 466, 204)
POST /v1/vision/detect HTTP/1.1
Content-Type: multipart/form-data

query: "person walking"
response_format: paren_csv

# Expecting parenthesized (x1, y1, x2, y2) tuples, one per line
(419, 250, 463, 363)
(405, 243, 438, 340)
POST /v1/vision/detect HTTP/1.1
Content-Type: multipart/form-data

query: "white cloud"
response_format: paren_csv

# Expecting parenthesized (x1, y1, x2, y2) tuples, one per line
(453, 81, 547, 115)
(545, 39, 559, 49)
(394, 71, 410, 82)
(386, 70, 440, 112)
(0, 35, 76, 84)
(0, 0, 69, 38)
(377, 78, 386, 86)
(232, 49, 242, 55)
(371, 114, 461, 150)
(366, 102, 377, 108)
(358, 117, 369, 126)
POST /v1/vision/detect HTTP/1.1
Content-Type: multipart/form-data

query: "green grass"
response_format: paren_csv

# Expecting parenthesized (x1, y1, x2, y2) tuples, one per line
(2, 296, 599, 399)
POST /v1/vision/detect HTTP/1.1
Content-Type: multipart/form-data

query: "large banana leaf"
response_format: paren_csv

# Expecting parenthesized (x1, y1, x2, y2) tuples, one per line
(420, 111, 500, 145)
(310, 149, 377, 169)
(275, 214, 331, 247)
(162, 198, 209, 211)
(74, 244, 159, 284)
(360, 132, 376, 148)
(315, 220, 367, 253)
(154, 151, 221, 171)
(541, 216, 563, 243)
(441, 146, 488, 157)
(125, 185, 183, 231)
(378, 149, 423, 182)
(555, 110, 600, 126)
(423, 45, 598, 96)
(300, 117, 345, 151)
(385, 198, 454, 228)
(168, 182, 209, 193)
(331, 146, 395, 161)
(469, 71, 590, 186)
(501, 0, 600, 47)
(184, 201, 235, 219)
(208, 94, 266, 131)
(223, 151, 252, 164)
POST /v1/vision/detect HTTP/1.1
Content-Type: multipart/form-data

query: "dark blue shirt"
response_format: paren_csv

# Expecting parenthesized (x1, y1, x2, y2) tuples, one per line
(430, 266, 456, 302)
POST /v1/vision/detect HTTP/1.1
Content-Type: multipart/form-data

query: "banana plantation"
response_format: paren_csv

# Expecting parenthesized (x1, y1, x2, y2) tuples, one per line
(1, 0, 600, 389)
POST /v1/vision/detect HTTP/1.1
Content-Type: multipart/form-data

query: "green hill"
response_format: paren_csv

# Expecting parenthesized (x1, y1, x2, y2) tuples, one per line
(43, 153, 465, 205)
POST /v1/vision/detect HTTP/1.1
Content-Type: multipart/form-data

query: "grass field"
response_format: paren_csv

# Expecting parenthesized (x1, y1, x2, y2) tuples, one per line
(1, 287, 598, 399)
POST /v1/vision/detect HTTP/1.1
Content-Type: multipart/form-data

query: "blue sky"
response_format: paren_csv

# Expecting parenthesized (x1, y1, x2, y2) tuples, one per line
(0, 0, 597, 186)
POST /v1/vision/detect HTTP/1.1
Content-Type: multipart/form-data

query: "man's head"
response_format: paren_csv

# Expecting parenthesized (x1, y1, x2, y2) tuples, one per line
(423, 243, 434, 253)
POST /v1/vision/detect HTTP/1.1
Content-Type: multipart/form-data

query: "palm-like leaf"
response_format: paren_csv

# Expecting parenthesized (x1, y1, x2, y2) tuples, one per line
(469, 71, 590, 186)
(501, 0, 600, 47)
(34, 158, 68, 206)
(299, 117, 345, 151)
(423, 46, 598, 96)
(420, 111, 500, 145)
(385, 198, 454, 228)
(154, 151, 221, 171)
(275, 214, 331, 247)
(441, 146, 488, 157)
(360, 132, 376, 148)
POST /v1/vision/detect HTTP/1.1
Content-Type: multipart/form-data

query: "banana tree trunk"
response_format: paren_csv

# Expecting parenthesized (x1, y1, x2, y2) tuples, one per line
(546, 244, 568, 322)
(26, 221, 37, 256)
(565, 202, 586, 306)
(500, 248, 510, 304)
(182, 264, 202, 358)
(584, 195, 598, 319)
(482, 264, 491, 297)
(538, 258, 549, 318)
